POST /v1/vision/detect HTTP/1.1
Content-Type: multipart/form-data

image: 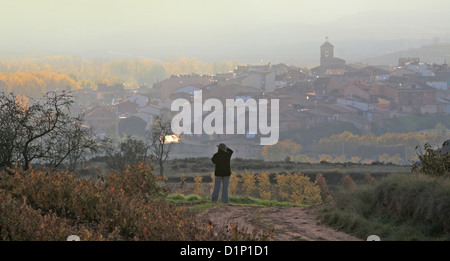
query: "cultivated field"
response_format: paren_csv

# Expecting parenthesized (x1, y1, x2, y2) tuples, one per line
(156, 157, 411, 185)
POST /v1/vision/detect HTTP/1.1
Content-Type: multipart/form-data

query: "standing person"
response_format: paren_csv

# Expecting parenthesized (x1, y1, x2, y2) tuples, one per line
(211, 143, 233, 203)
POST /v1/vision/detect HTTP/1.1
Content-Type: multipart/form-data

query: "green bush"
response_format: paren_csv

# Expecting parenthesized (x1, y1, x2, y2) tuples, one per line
(372, 174, 450, 232)
(316, 173, 450, 240)
(413, 143, 450, 178)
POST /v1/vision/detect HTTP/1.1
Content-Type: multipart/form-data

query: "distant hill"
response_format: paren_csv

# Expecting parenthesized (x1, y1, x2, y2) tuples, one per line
(364, 43, 450, 66)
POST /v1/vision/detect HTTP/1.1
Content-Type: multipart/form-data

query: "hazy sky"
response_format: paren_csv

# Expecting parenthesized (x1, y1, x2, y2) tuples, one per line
(1, 0, 449, 64)
(2, 0, 447, 25)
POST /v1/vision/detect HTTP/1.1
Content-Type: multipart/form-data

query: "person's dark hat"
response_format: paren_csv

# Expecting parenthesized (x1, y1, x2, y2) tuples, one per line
(217, 143, 228, 152)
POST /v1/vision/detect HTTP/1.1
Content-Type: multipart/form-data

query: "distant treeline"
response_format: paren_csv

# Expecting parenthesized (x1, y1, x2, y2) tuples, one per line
(261, 126, 449, 164)
(0, 71, 80, 97)
(0, 55, 237, 97)
(313, 128, 448, 159)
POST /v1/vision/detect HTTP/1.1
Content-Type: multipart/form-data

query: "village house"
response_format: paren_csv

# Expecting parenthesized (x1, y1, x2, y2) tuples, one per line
(409, 64, 435, 77)
(202, 82, 244, 100)
(372, 99, 394, 125)
(371, 83, 399, 101)
(234, 64, 271, 74)
(96, 83, 126, 105)
(312, 77, 331, 95)
(237, 70, 276, 93)
(113, 100, 138, 115)
(117, 116, 147, 137)
(398, 57, 420, 67)
(320, 103, 371, 133)
(137, 103, 172, 121)
(437, 92, 450, 114)
(211, 63, 278, 95)
(72, 88, 97, 106)
(398, 82, 438, 114)
(425, 77, 448, 91)
(310, 76, 350, 97)
(342, 81, 371, 101)
(154, 74, 214, 99)
(345, 65, 391, 80)
(126, 94, 148, 107)
(83, 105, 118, 136)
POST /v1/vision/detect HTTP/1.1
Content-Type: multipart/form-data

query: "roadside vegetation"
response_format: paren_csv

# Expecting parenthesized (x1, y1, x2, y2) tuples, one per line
(1, 141, 448, 241)
(0, 163, 270, 241)
(316, 143, 450, 241)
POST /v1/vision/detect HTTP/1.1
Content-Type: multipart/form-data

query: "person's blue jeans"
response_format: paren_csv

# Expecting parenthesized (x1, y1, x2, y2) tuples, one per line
(211, 175, 230, 203)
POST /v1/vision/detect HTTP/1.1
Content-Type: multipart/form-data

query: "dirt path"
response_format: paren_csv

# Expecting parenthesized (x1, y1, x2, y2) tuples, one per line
(197, 204, 361, 241)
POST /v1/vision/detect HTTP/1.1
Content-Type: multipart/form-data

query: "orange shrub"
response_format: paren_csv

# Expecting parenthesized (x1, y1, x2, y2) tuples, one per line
(0, 191, 82, 241)
(275, 172, 322, 205)
(257, 171, 272, 200)
(275, 173, 291, 201)
(192, 173, 204, 196)
(342, 173, 357, 190)
(177, 173, 187, 194)
(0, 164, 250, 241)
(209, 173, 215, 194)
(228, 172, 240, 196)
(289, 173, 322, 205)
(241, 170, 257, 197)
(315, 173, 332, 202)
(364, 173, 376, 185)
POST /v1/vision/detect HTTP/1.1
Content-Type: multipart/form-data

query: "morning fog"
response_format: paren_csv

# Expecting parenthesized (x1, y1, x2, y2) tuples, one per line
(171, 91, 279, 145)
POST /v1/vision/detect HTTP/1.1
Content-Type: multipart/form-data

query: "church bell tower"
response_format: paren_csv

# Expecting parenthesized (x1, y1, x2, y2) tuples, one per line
(320, 36, 334, 66)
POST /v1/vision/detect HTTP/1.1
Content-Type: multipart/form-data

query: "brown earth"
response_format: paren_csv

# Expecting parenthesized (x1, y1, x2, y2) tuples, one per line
(197, 204, 361, 241)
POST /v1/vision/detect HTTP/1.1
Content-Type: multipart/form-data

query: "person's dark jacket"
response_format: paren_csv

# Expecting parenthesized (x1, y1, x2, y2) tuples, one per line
(211, 148, 233, 176)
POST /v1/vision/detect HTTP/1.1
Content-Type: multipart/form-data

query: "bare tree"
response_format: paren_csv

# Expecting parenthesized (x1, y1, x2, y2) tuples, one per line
(53, 119, 98, 171)
(0, 91, 97, 171)
(147, 116, 175, 177)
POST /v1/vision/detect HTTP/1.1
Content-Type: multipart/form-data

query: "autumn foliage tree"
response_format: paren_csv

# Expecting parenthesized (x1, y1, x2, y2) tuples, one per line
(0, 72, 81, 98)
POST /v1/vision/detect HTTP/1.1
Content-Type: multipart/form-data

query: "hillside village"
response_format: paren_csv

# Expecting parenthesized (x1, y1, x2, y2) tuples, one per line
(70, 38, 450, 159)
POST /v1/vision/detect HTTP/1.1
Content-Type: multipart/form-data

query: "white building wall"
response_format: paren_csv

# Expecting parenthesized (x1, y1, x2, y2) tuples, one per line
(241, 71, 276, 92)
(337, 98, 373, 111)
